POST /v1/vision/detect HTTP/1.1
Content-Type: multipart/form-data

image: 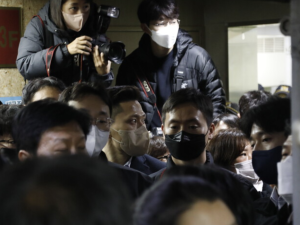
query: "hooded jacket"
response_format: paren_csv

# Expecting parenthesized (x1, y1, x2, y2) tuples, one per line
(16, 2, 113, 86)
(116, 29, 226, 129)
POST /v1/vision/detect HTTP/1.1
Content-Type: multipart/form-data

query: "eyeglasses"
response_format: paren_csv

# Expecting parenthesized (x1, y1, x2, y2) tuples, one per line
(0, 140, 16, 148)
(157, 154, 170, 160)
(0, 140, 15, 144)
(90, 117, 113, 131)
(153, 19, 180, 28)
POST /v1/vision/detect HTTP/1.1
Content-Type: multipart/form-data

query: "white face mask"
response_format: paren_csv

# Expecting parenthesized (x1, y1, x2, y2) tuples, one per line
(112, 125, 150, 156)
(86, 125, 109, 157)
(234, 160, 260, 184)
(62, 11, 89, 32)
(277, 155, 293, 204)
(148, 24, 179, 49)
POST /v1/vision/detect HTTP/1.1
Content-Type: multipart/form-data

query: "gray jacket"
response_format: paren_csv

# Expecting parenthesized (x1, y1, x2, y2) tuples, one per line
(16, 2, 113, 86)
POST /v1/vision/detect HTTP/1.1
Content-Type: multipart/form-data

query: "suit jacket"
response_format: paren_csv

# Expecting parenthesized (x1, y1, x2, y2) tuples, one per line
(108, 162, 153, 201)
(131, 154, 166, 175)
(99, 152, 153, 200)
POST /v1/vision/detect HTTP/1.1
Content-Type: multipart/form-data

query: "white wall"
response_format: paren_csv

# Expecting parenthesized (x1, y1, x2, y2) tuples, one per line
(203, 0, 290, 98)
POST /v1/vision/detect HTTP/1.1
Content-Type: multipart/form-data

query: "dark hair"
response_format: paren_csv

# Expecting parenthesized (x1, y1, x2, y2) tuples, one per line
(240, 96, 291, 138)
(50, 0, 95, 32)
(207, 128, 248, 169)
(22, 76, 66, 105)
(0, 105, 22, 136)
(59, 82, 112, 116)
(147, 136, 169, 159)
(162, 165, 255, 225)
(137, 0, 179, 25)
(0, 155, 132, 225)
(12, 99, 90, 153)
(212, 113, 239, 128)
(107, 86, 142, 119)
(162, 88, 213, 126)
(134, 175, 234, 225)
(238, 90, 271, 117)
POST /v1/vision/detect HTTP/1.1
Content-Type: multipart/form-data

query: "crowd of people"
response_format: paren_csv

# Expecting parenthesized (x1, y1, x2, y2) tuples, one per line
(0, 78, 293, 225)
(0, 0, 294, 224)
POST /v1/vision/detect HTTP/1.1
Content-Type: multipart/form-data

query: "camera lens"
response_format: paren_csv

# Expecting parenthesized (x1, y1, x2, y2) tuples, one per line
(97, 41, 126, 64)
(109, 44, 123, 59)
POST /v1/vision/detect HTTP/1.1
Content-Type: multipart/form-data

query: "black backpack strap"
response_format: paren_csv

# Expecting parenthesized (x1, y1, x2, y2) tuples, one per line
(174, 48, 190, 91)
(173, 43, 200, 92)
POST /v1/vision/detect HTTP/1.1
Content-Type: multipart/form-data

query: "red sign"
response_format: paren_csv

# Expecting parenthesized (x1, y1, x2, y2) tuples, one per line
(0, 7, 21, 68)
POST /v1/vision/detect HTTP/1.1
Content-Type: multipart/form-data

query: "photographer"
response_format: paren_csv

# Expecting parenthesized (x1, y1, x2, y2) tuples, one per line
(16, 0, 112, 86)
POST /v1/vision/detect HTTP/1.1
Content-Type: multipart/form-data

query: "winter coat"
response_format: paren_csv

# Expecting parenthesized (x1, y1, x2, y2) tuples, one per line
(16, 2, 113, 86)
(116, 29, 226, 129)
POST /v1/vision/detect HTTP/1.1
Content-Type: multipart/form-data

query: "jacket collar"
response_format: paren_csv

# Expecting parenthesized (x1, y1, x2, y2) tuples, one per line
(167, 151, 214, 168)
(131, 155, 151, 174)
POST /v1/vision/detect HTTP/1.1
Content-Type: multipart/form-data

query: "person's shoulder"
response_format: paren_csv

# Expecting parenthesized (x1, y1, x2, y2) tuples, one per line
(122, 47, 142, 64)
(108, 161, 153, 182)
(149, 167, 166, 181)
(116, 47, 144, 83)
(186, 43, 211, 61)
(26, 16, 43, 31)
(108, 162, 153, 199)
(143, 154, 165, 164)
(143, 154, 167, 168)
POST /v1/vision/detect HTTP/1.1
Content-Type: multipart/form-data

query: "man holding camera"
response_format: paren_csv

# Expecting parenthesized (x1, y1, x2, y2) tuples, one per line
(116, 0, 226, 132)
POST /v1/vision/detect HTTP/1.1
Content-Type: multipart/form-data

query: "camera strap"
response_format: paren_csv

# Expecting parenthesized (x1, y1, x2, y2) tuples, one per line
(32, 15, 54, 49)
(33, 15, 57, 77)
(46, 45, 59, 77)
(129, 59, 162, 123)
(136, 75, 162, 123)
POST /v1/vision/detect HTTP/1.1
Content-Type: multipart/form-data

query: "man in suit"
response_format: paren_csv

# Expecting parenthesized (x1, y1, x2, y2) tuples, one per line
(58, 83, 154, 197)
(14, 95, 152, 200)
(150, 88, 215, 180)
(103, 86, 166, 175)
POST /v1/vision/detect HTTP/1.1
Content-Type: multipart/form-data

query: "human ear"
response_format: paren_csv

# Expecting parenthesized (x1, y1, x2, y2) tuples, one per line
(208, 123, 215, 141)
(18, 150, 32, 162)
(140, 23, 152, 36)
(237, 113, 241, 118)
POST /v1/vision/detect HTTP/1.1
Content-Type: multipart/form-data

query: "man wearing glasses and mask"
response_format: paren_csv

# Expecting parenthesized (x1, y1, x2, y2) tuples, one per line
(59, 82, 112, 157)
(116, 0, 226, 134)
(59, 83, 153, 199)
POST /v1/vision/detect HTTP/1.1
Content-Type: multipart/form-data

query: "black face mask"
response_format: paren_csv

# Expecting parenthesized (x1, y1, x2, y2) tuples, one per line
(165, 131, 206, 161)
(252, 146, 283, 185)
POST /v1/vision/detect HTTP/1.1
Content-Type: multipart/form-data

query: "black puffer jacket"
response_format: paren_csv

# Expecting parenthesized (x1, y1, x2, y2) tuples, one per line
(16, 2, 113, 86)
(116, 29, 226, 128)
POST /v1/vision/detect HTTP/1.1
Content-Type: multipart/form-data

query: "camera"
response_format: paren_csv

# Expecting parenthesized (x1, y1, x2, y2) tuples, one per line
(92, 5, 126, 64)
(91, 37, 125, 65)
